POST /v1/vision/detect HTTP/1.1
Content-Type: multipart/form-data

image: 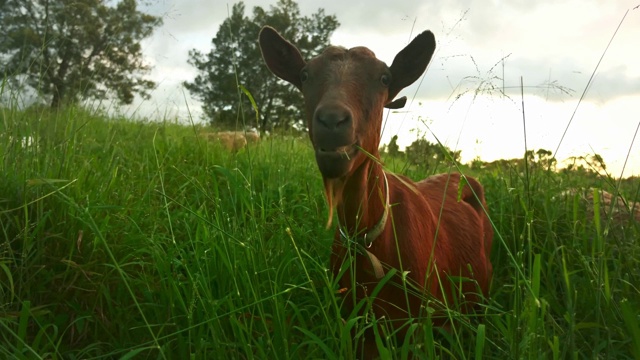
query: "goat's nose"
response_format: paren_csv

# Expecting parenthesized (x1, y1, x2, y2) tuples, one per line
(314, 105, 352, 130)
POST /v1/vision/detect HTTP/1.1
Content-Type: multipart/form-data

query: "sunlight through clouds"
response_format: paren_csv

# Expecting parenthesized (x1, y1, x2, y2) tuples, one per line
(381, 94, 639, 178)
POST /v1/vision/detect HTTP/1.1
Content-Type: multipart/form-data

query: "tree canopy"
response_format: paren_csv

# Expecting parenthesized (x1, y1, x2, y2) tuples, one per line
(405, 137, 461, 168)
(0, 0, 162, 108)
(184, 0, 339, 131)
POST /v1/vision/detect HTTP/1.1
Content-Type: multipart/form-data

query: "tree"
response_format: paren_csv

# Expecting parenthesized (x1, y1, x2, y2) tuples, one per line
(387, 135, 401, 157)
(184, 0, 338, 131)
(0, 0, 162, 109)
(405, 137, 461, 168)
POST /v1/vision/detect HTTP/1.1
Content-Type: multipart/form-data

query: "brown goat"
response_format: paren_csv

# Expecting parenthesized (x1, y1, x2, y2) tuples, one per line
(260, 27, 493, 357)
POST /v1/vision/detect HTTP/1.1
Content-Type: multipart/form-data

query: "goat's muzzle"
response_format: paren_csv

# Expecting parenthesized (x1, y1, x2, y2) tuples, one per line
(312, 103, 358, 179)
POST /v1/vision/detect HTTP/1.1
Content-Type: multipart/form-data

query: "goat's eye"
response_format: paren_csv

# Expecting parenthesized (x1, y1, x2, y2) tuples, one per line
(300, 69, 309, 83)
(381, 74, 391, 86)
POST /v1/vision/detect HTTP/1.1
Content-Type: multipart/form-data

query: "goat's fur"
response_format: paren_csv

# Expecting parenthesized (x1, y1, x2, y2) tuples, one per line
(244, 131, 261, 143)
(561, 188, 640, 226)
(199, 130, 259, 152)
(260, 26, 493, 358)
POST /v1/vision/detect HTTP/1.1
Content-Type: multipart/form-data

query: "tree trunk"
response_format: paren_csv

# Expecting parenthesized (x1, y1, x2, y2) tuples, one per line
(50, 79, 65, 109)
(50, 53, 70, 109)
(260, 97, 274, 133)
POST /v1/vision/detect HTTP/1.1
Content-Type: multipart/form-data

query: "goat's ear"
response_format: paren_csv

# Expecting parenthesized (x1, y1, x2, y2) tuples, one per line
(384, 96, 407, 109)
(259, 26, 306, 90)
(387, 30, 436, 102)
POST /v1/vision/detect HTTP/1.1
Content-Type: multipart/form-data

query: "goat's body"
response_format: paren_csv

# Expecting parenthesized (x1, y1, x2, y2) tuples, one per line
(200, 130, 260, 152)
(331, 169, 492, 327)
(561, 188, 640, 229)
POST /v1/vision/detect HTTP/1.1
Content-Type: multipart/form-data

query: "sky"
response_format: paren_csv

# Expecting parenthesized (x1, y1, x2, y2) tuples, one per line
(130, 0, 640, 178)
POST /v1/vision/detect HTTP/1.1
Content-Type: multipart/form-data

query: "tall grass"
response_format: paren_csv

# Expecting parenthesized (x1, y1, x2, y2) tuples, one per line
(0, 105, 332, 358)
(1, 101, 639, 358)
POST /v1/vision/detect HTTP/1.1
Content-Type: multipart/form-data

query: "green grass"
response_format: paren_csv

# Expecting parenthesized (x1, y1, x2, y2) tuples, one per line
(1, 105, 639, 359)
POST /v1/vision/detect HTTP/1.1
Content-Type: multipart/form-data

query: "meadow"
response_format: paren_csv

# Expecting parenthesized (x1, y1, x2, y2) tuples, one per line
(1, 105, 639, 359)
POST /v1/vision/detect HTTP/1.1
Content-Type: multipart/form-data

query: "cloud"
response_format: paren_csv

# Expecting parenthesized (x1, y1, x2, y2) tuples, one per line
(119, 0, 640, 176)
(131, 1, 640, 117)
(371, 0, 640, 103)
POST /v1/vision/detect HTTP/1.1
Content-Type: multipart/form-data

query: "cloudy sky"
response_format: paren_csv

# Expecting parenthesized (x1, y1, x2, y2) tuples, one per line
(131, 0, 640, 178)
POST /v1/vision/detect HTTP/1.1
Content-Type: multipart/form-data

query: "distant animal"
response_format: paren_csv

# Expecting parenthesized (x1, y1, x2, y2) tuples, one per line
(259, 26, 493, 358)
(561, 187, 640, 226)
(199, 130, 259, 152)
(244, 130, 261, 143)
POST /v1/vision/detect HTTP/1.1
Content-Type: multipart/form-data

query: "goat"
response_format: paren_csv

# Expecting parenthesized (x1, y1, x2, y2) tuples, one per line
(199, 131, 249, 152)
(259, 26, 493, 358)
(244, 130, 261, 143)
(561, 188, 640, 227)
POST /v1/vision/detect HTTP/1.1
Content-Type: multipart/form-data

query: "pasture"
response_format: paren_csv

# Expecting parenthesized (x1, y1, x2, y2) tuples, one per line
(1, 106, 639, 358)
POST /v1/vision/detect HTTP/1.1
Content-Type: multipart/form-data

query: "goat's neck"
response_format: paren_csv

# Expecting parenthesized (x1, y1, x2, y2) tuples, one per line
(336, 156, 387, 237)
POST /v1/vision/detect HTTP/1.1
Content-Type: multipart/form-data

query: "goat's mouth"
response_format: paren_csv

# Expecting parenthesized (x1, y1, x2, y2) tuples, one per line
(316, 143, 358, 157)
(314, 142, 359, 179)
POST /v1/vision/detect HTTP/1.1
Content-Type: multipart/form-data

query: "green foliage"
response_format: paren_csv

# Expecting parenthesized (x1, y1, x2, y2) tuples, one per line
(383, 133, 462, 171)
(184, 0, 339, 131)
(387, 135, 400, 157)
(0, 0, 162, 108)
(1, 106, 639, 358)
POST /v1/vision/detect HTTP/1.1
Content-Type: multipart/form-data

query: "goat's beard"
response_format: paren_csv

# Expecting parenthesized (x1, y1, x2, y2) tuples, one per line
(322, 177, 346, 229)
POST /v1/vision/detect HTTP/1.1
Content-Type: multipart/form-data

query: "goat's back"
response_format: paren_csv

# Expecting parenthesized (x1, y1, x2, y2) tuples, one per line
(416, 173, 493, 298)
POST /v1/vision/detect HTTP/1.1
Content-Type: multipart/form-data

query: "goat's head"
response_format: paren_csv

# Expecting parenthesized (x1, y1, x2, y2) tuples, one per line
(259, 27, 435, 179)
